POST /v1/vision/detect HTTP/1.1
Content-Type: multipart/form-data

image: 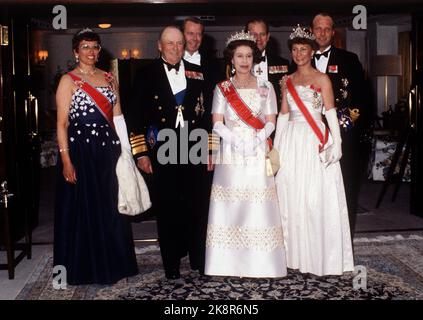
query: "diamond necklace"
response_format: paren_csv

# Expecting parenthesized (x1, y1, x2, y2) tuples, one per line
(78, 67, 97, 76)
(233, 76, 254, 89)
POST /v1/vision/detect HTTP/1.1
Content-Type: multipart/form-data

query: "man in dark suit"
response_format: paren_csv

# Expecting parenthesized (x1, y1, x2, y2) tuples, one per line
(182, 17, 206, 70)
(127, 26, 213, 279)
(182, 17, 216, 277)
(182, 17, 221, 93)
(245, 19, 290, 111)
(311, 13, 366, 236)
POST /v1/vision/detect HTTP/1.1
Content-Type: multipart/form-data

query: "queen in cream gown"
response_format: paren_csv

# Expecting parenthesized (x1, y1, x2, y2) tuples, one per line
(275, 80, 354, 276)
(204, 78, 287, 278)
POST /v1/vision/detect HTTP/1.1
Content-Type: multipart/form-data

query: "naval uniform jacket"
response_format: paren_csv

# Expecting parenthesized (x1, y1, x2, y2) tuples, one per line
(312, 46, 365, 132)
(127, 58, 212, 162)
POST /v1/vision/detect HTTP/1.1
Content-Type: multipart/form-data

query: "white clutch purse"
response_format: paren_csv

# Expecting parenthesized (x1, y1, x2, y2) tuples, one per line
(266, 148, 280, 176)
(116, 147, 152, 215)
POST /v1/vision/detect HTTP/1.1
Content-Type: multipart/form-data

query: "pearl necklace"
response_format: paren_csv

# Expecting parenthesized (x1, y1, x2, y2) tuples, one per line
(78, 67, 97, 76)
(233, 76, 255, 89)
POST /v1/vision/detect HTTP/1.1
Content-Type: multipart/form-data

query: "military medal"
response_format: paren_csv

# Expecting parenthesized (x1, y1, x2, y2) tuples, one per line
(328, 65, 338, 73)
(195, 94, 205, 116)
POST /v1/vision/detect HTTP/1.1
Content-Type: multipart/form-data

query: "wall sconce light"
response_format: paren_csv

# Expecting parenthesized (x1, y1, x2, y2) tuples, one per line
(121, 49, 129, 59)
(131, 48, 140, 59)
(121, 48, 141, 59)
(37, 50, 48, 62)
(98, 23, 112, 29)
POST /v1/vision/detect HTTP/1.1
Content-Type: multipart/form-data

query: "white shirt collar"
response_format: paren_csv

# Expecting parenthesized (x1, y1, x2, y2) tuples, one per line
(184, 50, 201, 66)
(316, 45, 332, 55)
(163, 60, 186, 95)
(254, 50, 268, 81)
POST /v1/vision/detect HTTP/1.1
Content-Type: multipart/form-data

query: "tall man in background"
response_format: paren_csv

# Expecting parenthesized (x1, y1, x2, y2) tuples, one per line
(311, 13, 366, 236)
(246, 18, 290, 111)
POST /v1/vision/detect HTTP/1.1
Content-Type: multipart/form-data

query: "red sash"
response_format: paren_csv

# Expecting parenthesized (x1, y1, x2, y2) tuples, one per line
(286, 78, 328, 152)
(68, 72, 115, 129)
(217, 80, 272, 148)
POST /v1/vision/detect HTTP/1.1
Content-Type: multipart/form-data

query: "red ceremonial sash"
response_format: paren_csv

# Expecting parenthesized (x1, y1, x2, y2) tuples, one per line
(68, 72, 115, 129)
(286, 77, 328, 152)
(217, 80, 272, 148)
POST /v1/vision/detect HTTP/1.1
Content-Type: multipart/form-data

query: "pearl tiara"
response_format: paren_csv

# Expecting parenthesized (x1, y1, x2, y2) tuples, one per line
(77, 28, 94, 36)
(226, 30, 256, 46)
(289, 24, 316, 41)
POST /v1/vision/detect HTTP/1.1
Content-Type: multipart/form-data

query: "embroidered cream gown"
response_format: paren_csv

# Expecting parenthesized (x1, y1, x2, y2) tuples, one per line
(204, 79, 287, 278)
(275, 84, 354, 276)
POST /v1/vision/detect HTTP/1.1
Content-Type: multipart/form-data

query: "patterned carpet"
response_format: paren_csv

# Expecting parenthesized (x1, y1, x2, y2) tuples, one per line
(16, 234, 423, 300)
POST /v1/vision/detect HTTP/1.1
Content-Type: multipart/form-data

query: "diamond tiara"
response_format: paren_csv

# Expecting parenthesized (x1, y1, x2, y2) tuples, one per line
(226, 30, 256, 46)
(289, 24, 316, 41)
(77, 28, 94, 36)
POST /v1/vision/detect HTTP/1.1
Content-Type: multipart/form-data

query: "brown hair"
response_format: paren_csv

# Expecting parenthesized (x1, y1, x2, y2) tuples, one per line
(224, 39, 262, 65)
(287, 36, 318, 51)
(182, 17, 204, 34)
(72, 29, 101, 52)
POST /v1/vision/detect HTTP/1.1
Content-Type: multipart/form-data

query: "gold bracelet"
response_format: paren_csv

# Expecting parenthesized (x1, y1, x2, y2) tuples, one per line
(59, 148, 69, 153)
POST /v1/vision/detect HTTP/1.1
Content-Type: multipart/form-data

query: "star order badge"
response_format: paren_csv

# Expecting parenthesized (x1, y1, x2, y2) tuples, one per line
(221, 80, 231, 92)
(195, 93, 205, 116)
(337, 108, 353, 132)
(147, 125, 158, 148)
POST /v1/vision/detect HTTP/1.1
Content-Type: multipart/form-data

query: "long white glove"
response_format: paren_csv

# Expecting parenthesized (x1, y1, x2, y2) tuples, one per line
(213, 121, 255, 156)
(255, 121, 275, 153)
(257, 122, 275, 142)
(273, 113, 289, 150)
(325, 108, 342, 166)
(113, 114, 131, 151)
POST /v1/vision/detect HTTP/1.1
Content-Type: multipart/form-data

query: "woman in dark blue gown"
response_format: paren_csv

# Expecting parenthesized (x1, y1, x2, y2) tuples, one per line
(54, 28, 138, 285)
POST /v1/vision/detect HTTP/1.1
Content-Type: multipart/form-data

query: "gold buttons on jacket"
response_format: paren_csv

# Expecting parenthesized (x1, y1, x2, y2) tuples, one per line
(192, 120, 196, 124)
(158, 106, 162, 110)
(161, 118, 166, 122)
(154, 95, 158, 99)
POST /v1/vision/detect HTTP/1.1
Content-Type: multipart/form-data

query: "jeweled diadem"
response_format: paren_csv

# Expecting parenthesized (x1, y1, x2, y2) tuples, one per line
(289, 24, 316, 41)
(77, 28, 94, 36)
(226, 30, 256, 46)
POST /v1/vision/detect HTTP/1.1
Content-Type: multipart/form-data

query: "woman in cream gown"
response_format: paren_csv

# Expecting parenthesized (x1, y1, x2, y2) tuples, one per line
(204, 32, 287, 278)
(274, 26, 354, 276)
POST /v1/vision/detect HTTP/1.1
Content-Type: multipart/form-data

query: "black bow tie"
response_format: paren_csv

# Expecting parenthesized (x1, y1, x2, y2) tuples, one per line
(314, 50, 331, 60)
(163, 60, 181, 72)
(259, 56, 266, 62)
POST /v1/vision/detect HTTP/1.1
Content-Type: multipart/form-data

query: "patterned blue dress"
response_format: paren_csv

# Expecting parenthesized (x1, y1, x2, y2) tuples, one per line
(54, 82, 138, 285)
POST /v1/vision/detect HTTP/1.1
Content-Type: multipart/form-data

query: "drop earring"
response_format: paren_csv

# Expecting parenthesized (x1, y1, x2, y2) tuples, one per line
(75, 56, 79, 63)
(231, 65, 235, 75)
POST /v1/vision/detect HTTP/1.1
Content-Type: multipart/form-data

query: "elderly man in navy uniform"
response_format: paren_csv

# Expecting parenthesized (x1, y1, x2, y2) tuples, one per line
(245, 19, 290, 112)
(127, 26, 214, 279)
(311, 13, 366, 237)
